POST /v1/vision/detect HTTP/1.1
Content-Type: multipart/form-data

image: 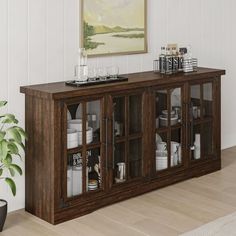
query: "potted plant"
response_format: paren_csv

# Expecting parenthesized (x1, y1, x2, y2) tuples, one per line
(0, 101, 27, 232)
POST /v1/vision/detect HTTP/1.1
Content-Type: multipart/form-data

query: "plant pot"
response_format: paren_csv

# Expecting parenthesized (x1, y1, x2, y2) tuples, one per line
(0, 199, 7, 232)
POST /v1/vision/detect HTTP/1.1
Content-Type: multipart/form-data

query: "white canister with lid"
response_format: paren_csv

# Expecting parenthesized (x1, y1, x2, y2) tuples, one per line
(194, 134, 201, 159)
(67, 166, 73, 197)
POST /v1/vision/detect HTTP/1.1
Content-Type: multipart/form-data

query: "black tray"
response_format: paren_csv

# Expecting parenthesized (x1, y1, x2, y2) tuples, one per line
(65, 76, 128, 87)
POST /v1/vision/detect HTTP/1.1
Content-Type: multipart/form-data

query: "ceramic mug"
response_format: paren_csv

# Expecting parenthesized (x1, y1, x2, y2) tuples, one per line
(171, 142, 180, 155)
(115, 122, 123, 136)
(117, 162, 126, 180)
(157, 142, 167, 151)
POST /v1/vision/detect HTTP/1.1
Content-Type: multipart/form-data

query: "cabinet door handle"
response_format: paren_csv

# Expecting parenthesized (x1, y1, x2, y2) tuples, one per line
(112, 111, 115, 169)
(189, 102, 194, 149)
(105, 117, 108, 171)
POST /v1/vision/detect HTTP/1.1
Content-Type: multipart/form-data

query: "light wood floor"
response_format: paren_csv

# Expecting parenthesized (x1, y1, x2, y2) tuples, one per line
(2, 147, 236, 236)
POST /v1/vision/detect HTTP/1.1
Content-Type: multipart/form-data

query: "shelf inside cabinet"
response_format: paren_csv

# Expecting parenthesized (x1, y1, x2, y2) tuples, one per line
(156, 123, 182, 133)
(67, 142, 101, 154)
(115, 136, 126, 143)
(67, 146, 83, 154)
(193, 117, 213, 125)
(128, 133, 143, 140)
(115, 133, 143, 143)
(86, 142, 101, 150)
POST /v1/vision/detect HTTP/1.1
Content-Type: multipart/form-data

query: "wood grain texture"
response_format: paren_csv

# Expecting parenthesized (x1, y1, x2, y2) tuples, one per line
(25, 95, 55, 223)
(20, 68, 225, 100)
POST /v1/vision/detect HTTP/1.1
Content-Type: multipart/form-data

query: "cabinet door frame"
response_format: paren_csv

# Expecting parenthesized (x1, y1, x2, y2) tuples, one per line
(150, 82, 188, 178)
(106, 88, 148, 189)
(59, 94, 107, 207)
(187, 77, 220, 166)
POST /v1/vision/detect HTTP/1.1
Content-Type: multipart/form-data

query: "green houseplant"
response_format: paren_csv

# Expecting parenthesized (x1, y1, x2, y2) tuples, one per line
(0, 100, 27, 231)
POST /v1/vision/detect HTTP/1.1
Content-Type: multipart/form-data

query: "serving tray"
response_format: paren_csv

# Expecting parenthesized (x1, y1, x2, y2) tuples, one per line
(65, 76, 128, 87)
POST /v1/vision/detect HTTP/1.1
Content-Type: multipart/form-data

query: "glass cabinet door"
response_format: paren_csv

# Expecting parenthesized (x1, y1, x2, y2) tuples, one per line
(155, 87, 184, 173)
(189, 82, 215, 161)
(112, 94, 143, 185)
(65, 98, 104, 199)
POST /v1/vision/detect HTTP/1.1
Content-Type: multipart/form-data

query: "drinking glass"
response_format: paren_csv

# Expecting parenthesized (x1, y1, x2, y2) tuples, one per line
(88, 67, 97, 81)
(76, 48, 88, 82)
(97, 67, 107, 80)
(107, 66, 119, 79)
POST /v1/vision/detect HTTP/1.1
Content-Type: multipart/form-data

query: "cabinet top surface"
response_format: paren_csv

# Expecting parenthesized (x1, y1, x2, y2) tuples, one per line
(20, 67, 225, 100)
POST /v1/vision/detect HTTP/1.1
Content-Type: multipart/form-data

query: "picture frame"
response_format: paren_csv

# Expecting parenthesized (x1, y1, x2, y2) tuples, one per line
(81, 0, 147, 57)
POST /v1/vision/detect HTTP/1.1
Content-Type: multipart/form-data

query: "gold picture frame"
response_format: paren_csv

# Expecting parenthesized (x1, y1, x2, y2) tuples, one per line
(81, 0, 147, 57)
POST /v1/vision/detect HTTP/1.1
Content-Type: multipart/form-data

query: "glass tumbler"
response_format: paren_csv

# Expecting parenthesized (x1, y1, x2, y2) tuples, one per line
(107, 66, 119, 79)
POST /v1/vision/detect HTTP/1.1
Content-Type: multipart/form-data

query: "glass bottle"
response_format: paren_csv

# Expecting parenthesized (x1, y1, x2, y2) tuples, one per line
(77, 48, 88, 82)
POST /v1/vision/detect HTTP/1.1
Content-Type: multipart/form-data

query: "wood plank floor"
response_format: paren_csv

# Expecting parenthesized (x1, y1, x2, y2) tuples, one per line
(2, 147, 236, 236)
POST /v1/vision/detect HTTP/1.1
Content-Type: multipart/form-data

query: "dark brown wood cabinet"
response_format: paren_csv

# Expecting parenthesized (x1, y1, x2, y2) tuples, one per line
(20, 67, 225, 224)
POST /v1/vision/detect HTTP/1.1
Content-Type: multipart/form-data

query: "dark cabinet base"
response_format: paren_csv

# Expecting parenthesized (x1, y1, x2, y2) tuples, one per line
(27, 159, 220, 225)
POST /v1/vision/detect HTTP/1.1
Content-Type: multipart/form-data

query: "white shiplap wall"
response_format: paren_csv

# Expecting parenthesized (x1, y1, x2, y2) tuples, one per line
(0, 0, 233, 212)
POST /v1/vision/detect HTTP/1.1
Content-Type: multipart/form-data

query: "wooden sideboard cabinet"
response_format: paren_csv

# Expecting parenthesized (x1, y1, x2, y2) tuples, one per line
(20, 67, 225, 224)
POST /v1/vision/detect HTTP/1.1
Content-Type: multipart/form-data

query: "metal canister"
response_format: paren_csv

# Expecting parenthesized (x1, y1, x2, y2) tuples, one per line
(159, 47, 166, 74)
(178, 54, 184, 71)
(165, 55, 173, 74)
(159, 55, 166, 74)
(172, 56, 179, 73)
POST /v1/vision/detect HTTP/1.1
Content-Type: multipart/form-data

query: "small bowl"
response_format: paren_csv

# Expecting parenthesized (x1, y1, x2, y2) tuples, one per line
(162, 110, 176, 118)
(68, 119, 88, 131)
(67, 139, 79, 149)
(67, 129, 79, 142)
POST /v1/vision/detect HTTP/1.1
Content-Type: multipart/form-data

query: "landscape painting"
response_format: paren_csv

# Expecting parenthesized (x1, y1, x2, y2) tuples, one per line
(81, 0, 147, 56)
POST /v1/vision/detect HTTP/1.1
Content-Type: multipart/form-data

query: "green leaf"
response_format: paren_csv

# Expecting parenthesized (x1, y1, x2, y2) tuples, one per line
(0, 131, 6, 141)
(15, 141, 25, 152)
(2, 154, 12, 167)
(5, 178, 16, 196)
(2, 114, 16, 120)
(8, 140, 25, 155)
(7, 127, 22, 143)
(1, 114, 18, 124)
(0, 101, 7, 108)
(9, 167, 15, 177)
(0, 140, 8, 160)
(0, 169, 3, 176)
(8, 142, 19, 155)
(6, 154, 12, 163)
(16, 127, 28, 140)
(10, 164, 22, 175)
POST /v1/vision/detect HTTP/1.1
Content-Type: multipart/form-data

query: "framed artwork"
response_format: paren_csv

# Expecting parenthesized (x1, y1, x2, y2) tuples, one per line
(81, 0, 147, 57)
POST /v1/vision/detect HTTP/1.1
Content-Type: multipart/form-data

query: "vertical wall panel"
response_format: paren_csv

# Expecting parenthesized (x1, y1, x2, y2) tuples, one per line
(127, 54, 142, 74)
(8, 0, 27, 211)
(0, 0, 8, 101)
(141, 0, 167, 71)
(28, 0, 47, 85)
(47, 0, 64, 82)
(0, 0, 8, 204)
(219, 0, 236, 148)
(64, 0, 77, 80)
(5, 0, 28, 212)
